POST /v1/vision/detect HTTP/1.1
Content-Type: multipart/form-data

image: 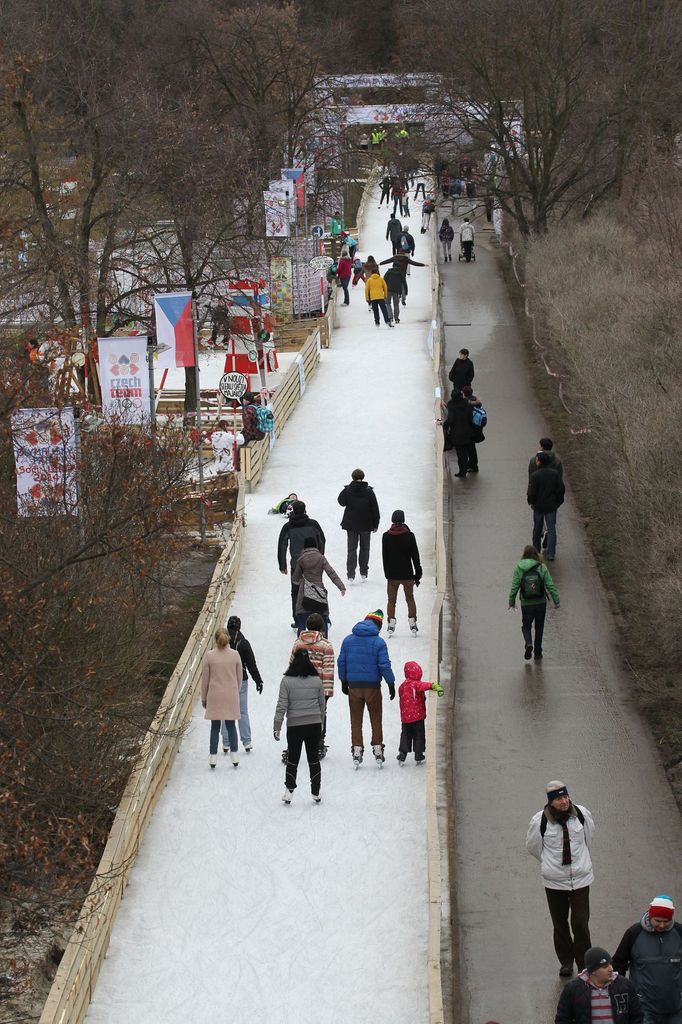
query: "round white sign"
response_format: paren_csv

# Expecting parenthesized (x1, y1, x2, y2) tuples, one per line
(309, 255, 334, 271)
(219, 371, 249, 400)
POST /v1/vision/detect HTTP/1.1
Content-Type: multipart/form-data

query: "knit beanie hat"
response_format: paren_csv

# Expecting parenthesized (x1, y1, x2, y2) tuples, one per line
(365, 610, 384, 629)
(391, 509, 405, 524)
(546, 780, 569, 802)
(584, 948, 612, 974)
(649, 895, 675, 920)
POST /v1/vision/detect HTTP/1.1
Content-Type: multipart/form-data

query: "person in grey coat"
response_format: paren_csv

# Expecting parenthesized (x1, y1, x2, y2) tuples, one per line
(291, 538, 346, 635)
(613, 894, 682, 1024)
(274, 650, 326, 804)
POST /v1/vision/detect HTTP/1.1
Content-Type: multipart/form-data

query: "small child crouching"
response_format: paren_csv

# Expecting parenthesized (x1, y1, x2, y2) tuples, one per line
(397, 660, 444, 764)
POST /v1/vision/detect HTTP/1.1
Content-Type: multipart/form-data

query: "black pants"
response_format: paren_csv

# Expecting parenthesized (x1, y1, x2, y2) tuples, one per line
(370, 299, 391, 325)
(521, 603, 546, 653)
(545, 886, 591, 970)
(285, 723, 322, 795)
(290, 581, 299, 620)
(379, 189, 390, 206)
(346, 529, 371, 577)
(392, 198, 404, 217)
(454, 444, 469, 474)
(399, 719, 426, 755)
(466, 442, 478, 470)
(414, 182, 426, 199)
(391, 240, 401, 255)
(462, 239, 473, 260)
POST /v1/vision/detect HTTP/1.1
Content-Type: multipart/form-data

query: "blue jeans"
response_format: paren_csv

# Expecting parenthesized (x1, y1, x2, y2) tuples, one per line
(221, 678, 250, 747)
(211, 720, 237, 754)
(339, 277, 350, 304)
(532, 508, 557, 557)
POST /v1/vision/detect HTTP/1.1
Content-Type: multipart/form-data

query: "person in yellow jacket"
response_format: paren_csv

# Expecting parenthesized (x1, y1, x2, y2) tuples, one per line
(365, 273, 394, 328)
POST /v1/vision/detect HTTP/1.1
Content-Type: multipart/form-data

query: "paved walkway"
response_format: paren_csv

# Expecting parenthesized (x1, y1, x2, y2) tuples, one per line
(439, 211, 682, 1023)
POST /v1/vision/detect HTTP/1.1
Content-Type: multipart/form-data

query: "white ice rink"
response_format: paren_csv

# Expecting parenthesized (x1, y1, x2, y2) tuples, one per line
(86, 187, 437, 1024)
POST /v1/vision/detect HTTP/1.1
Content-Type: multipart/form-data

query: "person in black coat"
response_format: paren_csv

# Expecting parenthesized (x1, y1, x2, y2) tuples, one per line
(448, 348, 474, 389)
(386, 214, 403, 254)
(338, 468, 380, 582)
(220, 615, 264, 753)
(278, 500, 326, 624)
(528, 452, 566, 561)
(462, 385, 485, 473)
(555, 946, 642, 1024)
(443, 390, 475, 477)
(382, 510, 422, 636)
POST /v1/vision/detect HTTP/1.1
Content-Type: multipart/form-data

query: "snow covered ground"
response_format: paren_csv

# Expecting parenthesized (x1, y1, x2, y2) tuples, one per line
(86, 187, 437, 1024)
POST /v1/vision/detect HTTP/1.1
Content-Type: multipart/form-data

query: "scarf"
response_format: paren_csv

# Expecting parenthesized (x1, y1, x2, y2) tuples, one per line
(554, 809, 572, 865)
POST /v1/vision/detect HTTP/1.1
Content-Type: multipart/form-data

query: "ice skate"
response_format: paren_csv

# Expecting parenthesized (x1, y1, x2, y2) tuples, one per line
(387, 617, 396, 637)
(372, 743, 385, 766)
(230, 751, 240, 768)
(415, 753, 425, 764)
(282, 789, 293, 804)
(408, 617, 418, 636)
(352, 745, 363, 769)
(396, 752, 406, 765)
(312, 793, 322, 804)
(209, 754, 217, 769)
(243, 744, 252, 752)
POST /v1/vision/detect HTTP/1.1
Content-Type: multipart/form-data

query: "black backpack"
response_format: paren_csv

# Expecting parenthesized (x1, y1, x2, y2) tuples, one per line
(540, 805, 585, 838)
(520, 562, 545, 600)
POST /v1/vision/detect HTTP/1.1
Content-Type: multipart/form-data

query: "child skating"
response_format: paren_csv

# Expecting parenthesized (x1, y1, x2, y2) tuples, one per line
(397, 661, 443, 764)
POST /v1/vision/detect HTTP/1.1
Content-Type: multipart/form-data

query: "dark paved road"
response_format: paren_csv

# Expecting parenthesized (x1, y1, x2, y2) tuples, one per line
(439, 212, 682, 1024)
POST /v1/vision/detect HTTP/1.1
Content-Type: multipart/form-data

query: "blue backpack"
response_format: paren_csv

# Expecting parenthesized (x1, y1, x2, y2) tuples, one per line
(255, 405, 274, 434)
(471, 404, 487, 428)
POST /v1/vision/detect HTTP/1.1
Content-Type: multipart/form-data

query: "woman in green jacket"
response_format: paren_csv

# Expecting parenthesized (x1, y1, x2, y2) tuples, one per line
(508, 545, 560, 661)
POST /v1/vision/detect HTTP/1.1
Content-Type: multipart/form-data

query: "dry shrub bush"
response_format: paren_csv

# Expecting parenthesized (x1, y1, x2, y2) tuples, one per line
(525, 208, 682, 746)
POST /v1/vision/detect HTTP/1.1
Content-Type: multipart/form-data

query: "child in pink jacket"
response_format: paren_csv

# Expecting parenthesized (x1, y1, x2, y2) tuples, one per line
(397, 661, 444, 764)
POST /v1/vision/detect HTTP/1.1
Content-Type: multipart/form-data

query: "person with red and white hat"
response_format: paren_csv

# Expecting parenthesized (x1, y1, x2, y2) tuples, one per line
(613, 895, 682, 1024)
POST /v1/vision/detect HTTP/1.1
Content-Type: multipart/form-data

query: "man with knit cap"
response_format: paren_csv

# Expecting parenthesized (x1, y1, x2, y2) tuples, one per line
(382, 509, 422, 637)
(556, 946, 643, 1024)
(613, 895, 682, 1024)
(337, 610, 395, 769)
(526, 780, 596, 977)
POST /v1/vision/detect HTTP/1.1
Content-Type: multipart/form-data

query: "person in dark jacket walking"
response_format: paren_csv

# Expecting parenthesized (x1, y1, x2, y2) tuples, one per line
(382, 510, 422, 637)
(462, 384, 485, 472)
(448, 348, 475, 389)
(273, 650, 325, 805)
(509, 545, 560, 660)
(443, 389, 475, 477)
(220, 615, 264, 754)
(528, 437, 564, 481)
(379, 175, 391, 207)
(613, 895, 682, 1024)
(378, 253, 426, 297)
(386, 214, 403, 254)
(337, 610, 395, 768)
(439, 219, 455, 261)
(338, 469, 380, 581)
(384, 265, 406, 323)
(397, 225, 416, 257)
(555, 947, 643, 1024)
(528, 451, 566, 560)
(278, 500, 326, 625)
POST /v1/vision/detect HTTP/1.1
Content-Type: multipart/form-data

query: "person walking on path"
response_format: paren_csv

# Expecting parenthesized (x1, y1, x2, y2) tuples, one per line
(274, 650, 325, 805)
(278, 500, 326, 627)
(448, 348, 475, 389)
(384, 265, 406, 323)
(220, 615, 264, 755)
(396, 661, 443, 764)
(386, 214, 403, 255)
(449, 177, 463, 213)
(290, 612, 336, 759)
(462, 385, 486, 473)
(336, 249, 353, 305)
(528, 451, 566, 560)
(337, 610, 395, 769)
(528, 437, 564, 481)
(613, 894, 682, 1024)
(338, 468, 381, 581)
(508, 545, 560, 660)
(382, 509, 422, 636)
(379, 175, 391, 207)
(460, 216, 475, 261)
(443, 388, 475, 477)
(364, 270, 394, 327)
(201, 628, 242, 769)
(291, 537, 346, 634)
(439, 219, 455, 261)
(526, 781, 595, 977)
(555, 947, 643, 1024)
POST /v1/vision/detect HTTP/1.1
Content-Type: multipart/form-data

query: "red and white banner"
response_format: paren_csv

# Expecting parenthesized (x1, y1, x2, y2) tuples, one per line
(98, 337, 150, 424)
(11, 406, 78, 516)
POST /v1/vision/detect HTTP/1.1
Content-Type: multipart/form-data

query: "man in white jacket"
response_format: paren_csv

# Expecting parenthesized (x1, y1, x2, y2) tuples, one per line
(526, 780, 595, 978)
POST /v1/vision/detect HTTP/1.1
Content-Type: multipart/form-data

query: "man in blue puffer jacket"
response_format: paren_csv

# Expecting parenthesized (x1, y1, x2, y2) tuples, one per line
(338, 610, 395, 769)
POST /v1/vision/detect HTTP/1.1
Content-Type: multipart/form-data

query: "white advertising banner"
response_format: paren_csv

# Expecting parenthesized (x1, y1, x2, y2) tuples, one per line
(264, 189, 290, 237)
(98, 337, 150, 425)
(11, 406, 78, 516)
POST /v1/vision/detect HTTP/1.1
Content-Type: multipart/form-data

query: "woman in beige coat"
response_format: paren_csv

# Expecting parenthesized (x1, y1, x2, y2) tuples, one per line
(201, 628, 243, 768)
(291, 538, 346, 636)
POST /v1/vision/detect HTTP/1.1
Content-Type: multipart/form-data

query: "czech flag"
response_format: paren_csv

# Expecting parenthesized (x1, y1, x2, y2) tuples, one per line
(153, 292, 195, 369)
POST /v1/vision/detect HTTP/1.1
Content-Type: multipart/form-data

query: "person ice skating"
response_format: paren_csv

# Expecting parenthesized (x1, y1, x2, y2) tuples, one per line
(443, 388, 475, 476)
(338, 468, 381, 581)
(526, 781, 595, 976)
(421, 196, 435, 233)
(220, 616, 264, 754)
(508, 544, 560, 660)
(386, 214, 403, 255)
(397, 661, 443, 764)
(382, 510, 422, 636)
(268, 492, 298, 516)
(364, 270, 393, 327)
(290, 612, 336, 759)
(291, 537, 346, 635)
(384, 264, 406, 324)
(337, 610, 395, 768)
(613, 895, 682, 1024)
(379, 175, 391, 207)
(278, 500, 326, 626)
(378, 253, 426, 300)
(460, 217, 475, 261)
(413, 172, 427, 200)
(336, 249, 353, 305)
(448, 348, 474, 388)
(439, 219, 455, 261)
(461, 385, 486, 473)
(528, 437, 564, 481)
(274, 650, 325, 805)
(391, 179, 405, 217)
(210, 420, 244, 473)
(555, 947, 643, 1024)
(528, 451, 566, 561)
(351, 254, 365, 286)
(397, 224, 416, 258)
(201, 628, 242, 769)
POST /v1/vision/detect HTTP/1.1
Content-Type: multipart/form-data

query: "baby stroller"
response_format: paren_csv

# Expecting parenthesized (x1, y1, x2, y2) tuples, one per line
(458, 241, 476, 262)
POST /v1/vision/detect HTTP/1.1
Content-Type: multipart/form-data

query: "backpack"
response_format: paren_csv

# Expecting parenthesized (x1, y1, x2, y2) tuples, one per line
(471, 404, 487, 428)
(540, 805, 585, 838)
(520, 562, 545, 600)
(255, 404, 274, 434)
(400, 234, 411, 252)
